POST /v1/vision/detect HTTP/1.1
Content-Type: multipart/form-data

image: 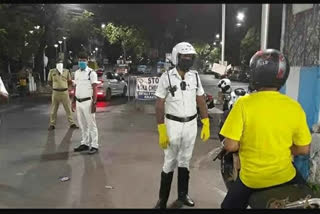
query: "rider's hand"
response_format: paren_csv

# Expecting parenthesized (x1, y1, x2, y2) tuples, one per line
(201, 118, 210, 142)
(158, 123, 169, 149)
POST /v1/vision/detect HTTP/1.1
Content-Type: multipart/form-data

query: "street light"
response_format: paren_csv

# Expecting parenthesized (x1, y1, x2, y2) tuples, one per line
(29, 30, 34, 34)
(54, 44, 58, 58)
(237, 12, 245, 22)
(95, 47, 98, 51)
(58, 40, 62, 52)
(213, 42, 217, 46)
(236, 23, 242, 27)
(62, 37, 67, 53)
(101, 23, 106, 29)
(34, 25, 40, 30)
(216, 34, 220, 39)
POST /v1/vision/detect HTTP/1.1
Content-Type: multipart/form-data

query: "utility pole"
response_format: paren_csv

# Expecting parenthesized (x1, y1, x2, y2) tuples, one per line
(221, 4, 226, 65)
(280, 4, 286, 53)
(261, 4, 270, 50)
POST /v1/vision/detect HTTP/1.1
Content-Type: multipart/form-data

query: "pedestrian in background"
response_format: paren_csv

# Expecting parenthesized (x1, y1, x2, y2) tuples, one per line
(17, 66, 28, 97)
(47, 58, 79, 131)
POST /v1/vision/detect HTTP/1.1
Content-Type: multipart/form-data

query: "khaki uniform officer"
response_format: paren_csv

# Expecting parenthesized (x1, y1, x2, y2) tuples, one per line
(48, 59, 79, 130)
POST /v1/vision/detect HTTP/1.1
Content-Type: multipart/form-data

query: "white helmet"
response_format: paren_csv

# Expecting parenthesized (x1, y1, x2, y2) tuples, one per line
(218, 78, 231, 92)
(228, 88, 247, 109)
(171, 42, 197, 66)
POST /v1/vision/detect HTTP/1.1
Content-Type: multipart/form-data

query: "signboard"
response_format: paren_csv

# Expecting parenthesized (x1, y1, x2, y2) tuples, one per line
(292, 4, 313, 15)
(211, 63, 227, 75)
(219, 60, 228, 66)
(135, 76, 160, 100)
(165, 53, 172, 63)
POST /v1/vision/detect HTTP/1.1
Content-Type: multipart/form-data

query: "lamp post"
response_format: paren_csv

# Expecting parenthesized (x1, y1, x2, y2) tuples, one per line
(54, 44, 58, 59)
(261, 4, 270, 50)
(221, 4, 226, 65)
(62, 37, 67, 53)
(95, 47, 98, 60)
(58, 40, 63, 52)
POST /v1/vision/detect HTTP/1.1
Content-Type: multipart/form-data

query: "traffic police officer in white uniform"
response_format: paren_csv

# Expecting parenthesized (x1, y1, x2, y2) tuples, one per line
(72, 52, 99, 155)
(154, 42, 211, 208)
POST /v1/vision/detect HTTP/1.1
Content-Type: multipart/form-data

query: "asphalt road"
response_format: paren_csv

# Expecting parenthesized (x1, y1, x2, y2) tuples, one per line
(0, 74, 246, 208)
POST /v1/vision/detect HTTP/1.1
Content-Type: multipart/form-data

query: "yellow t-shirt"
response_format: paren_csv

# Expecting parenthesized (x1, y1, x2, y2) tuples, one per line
(220, 91, 311, 188)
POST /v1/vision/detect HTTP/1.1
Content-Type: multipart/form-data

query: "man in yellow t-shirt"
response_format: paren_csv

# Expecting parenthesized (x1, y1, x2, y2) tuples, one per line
(219, 49, 311, 209)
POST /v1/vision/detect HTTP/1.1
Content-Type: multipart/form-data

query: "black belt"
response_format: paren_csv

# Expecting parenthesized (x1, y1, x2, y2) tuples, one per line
(53, 88, 68, 92)
(75, 97, 91, 103)
(166, 114, 197, 123)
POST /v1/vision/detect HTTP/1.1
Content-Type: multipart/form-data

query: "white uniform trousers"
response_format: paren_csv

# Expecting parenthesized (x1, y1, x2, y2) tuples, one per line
(162, 117, 197, 173)
(76, 100, 99, 148)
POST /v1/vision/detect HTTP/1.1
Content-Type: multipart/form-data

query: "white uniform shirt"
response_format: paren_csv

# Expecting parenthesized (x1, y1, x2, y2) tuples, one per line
(155, 68, 205, 118)
(0, 76, 8, 97)
(74, 67, 99, 99)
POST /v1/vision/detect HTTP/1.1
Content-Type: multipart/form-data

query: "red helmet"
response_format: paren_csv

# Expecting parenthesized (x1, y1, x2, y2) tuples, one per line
(249, 49, 290, 90)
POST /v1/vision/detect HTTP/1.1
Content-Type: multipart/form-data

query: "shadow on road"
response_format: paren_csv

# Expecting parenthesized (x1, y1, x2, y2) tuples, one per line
(0, 129, 75, 208)
(79, 154, 114, 208)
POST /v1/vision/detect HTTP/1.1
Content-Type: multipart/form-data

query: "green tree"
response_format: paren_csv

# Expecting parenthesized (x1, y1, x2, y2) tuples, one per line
(65, 10, 98, 51)
(101, 22, 150, 60)
(192, 41, 221, 70)
(0, 4, 40, 72)
(240, 26, 260, 67)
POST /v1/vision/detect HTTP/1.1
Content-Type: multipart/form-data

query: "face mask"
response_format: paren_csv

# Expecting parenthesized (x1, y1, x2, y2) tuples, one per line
(178, 58, 194, 72)
(56, 63, 63, 74)
(78, 61, 87, 70)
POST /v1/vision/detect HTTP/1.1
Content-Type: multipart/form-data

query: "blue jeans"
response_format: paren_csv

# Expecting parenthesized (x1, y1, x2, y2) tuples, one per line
(293, 155, 310, 181)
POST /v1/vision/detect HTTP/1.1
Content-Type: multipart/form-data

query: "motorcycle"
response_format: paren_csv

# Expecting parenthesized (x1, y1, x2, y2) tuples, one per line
(213, 87, 320, 209)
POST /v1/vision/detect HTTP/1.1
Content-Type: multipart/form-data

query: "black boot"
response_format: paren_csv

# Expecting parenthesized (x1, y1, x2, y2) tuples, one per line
(177, 167, 195, 207)
(154, 171, 174, 209)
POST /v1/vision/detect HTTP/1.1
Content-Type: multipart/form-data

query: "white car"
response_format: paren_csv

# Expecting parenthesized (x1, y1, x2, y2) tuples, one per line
(98, 71, 127, 101)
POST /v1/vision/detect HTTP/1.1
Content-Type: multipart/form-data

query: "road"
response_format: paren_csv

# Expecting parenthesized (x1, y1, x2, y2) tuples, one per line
(0, 74, 245, 208)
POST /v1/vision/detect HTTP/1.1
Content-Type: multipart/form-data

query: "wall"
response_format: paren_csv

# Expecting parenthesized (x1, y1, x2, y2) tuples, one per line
(281, 4, 320, 128)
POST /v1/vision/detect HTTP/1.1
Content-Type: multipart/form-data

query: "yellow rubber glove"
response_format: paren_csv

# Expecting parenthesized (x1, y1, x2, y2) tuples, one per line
(158, 124, 170, 149)
(201, 118, 210, 142)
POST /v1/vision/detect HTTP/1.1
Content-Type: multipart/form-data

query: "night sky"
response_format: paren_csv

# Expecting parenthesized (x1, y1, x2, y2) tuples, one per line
(84, 4, 283, 65)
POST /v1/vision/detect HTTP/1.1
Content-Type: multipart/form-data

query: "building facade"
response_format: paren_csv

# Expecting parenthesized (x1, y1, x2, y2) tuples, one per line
(281, 4, 320, 128)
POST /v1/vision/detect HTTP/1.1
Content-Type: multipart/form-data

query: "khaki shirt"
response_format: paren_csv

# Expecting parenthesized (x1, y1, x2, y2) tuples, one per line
(48, 68, 71, 89)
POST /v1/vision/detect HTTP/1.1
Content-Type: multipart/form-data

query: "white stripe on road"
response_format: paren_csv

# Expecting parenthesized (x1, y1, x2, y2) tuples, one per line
(194, 147, 223, 169)
(213, 186, 227, 197)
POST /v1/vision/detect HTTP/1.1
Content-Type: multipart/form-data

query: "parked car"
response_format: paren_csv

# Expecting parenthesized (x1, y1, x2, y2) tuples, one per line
(99, 71, 127, 101)
(115, 64, 129, 75)
(69, 69, 127, 101)
(137, 65, 147, 73)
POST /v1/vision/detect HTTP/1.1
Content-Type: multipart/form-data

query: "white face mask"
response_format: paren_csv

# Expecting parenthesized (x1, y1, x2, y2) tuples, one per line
(56, 63, 63, 74)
